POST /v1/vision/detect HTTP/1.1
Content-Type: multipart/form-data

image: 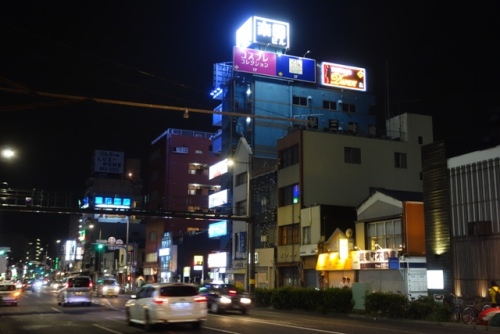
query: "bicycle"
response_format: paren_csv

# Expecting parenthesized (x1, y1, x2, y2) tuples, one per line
(450, 293, 463, 322)
(461, 296, 491, 324)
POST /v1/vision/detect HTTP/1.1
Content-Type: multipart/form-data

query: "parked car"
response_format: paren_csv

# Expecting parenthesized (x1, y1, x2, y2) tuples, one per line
(95, 276, 120, 297)
(125, 283, 207, 330)
(56, 276, 93, 306)
(198, 283, 251, 314)
(0, 281, 20, 306)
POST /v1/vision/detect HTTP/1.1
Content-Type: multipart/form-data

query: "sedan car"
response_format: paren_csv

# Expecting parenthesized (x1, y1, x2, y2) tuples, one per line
(125, 283, 207, 330)
(95, 277, 120, 297)
(198, 283, 251, 314)
(57, 276, 93, 306)
(0, 282, 20, 306)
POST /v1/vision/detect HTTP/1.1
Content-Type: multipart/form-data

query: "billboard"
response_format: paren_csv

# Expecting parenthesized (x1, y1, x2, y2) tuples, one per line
(209, 159, 228, 180)
(208, 220, 227, 238)
(321, 62, 366, 91)
(92, 150, 124, 174)
(233, 47, 316, 83)
(236, 16, 289, 49)
(208, 189, 228, 209)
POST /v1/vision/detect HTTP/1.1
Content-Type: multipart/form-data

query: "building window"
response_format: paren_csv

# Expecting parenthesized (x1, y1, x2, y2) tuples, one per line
(395, 152, 407, 168)
(235, 199, 247, 216)
(149, 231, 157, 242)
(188, 163, 208, 175)
(344, 147, 361, 164)
(279, 184, 300, 206)
(292, 96, 308, 106)
(302, 226, 311, 245)
(418, 136, 423, 144)
(366, 219, 402, 250)
(235, 172, 247, 186)
(279, 224, 300, 245)
(322, 100, 337, 110)
(342, 103, 357, 112)
(279, 144, 299, 169)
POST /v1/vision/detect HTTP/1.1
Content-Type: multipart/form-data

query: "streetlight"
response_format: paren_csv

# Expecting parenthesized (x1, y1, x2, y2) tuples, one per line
(1, 147, 15, 160)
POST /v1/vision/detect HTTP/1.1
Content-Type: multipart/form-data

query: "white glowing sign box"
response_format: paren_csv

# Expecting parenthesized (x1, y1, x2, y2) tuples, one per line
(207, 252, 227, 268)
(209, 159, 228, 180)
(236, 16, 289, 49)
(209, 221, 227, 238)
(208, 189, 228, 208)
(321, 62, 366, 91)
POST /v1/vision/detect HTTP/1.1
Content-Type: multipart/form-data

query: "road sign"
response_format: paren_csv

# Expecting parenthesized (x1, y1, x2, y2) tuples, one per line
(96, 239, 107, 244)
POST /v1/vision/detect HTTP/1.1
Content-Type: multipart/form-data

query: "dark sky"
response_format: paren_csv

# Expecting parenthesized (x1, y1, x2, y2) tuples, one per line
(1, 1, 499, 245)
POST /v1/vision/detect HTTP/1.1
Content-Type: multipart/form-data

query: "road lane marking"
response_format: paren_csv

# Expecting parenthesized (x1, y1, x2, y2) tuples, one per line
(51, 307, 63, 313)
(92, 324, 123, 333)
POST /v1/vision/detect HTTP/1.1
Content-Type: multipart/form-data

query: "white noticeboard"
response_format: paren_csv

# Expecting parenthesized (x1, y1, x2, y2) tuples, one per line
(406, 268, 428, 299)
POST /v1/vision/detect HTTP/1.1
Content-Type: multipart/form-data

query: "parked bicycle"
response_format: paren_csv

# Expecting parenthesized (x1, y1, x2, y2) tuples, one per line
(461, 296, 491, 324)
(450, 293, 463, 322)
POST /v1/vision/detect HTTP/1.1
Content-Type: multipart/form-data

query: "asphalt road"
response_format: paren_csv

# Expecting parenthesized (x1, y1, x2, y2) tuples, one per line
(0, 286, 497, 334)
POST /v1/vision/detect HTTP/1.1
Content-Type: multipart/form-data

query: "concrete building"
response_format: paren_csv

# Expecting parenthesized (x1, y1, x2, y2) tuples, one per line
(423, 142, 500, 299)
(276, 112, 433, 288)
(145, 128, 220, 283)
(78, 150, 145, 287)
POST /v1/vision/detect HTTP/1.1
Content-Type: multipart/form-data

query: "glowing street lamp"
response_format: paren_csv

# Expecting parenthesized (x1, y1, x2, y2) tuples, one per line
(1, 148, 15, 160)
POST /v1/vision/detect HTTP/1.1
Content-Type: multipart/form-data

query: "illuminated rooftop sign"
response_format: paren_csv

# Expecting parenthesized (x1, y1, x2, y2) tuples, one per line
(321, 62, 366, 91)
(233, 47, 316, 83)
(236, 16, 289, 49)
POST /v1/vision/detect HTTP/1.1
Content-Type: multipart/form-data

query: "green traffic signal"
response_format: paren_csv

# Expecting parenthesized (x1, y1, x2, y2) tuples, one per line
(97, 244, 104, 250)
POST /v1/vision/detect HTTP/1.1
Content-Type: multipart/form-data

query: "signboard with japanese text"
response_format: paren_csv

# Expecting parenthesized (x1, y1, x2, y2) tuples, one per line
(321, 62, 366, 91)
(233, 47, 316, 83)
(351, 249, 399, 270)
(236, 16, 289, 49)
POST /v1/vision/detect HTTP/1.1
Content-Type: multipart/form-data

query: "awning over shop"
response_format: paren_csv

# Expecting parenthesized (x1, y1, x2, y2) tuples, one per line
(316, 252, 352, 271)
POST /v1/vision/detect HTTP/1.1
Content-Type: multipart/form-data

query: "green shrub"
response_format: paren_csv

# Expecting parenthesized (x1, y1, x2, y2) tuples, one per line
(405, 296, 452, 322)
(365, 291, 408, 318)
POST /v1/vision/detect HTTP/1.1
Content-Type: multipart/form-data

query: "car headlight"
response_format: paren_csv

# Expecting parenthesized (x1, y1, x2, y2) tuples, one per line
(240, 297, 251, 304)
(220, 296, 232, 304)
(103, 286, 108, 292)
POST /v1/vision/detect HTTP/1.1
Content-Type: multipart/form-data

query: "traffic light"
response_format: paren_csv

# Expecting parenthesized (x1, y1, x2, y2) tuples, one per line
(96, 244, 104, 250)
(0, 250, 5, 255)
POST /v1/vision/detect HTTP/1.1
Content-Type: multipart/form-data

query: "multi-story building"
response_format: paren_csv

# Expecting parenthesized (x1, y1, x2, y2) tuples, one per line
(79, 150, 145, 287)
(207, 16, 380, 290)
(145, 128, 220, 283)
(423, 141, 500, 298)
(275, 112, 433, 288)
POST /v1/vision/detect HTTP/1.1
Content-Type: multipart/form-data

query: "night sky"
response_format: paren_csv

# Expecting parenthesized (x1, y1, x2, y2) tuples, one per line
(1, 1, 499, 248)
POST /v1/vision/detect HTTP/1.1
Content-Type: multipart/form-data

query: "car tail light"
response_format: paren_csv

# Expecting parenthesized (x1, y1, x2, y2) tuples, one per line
(229, 289, 237, 296)
(194, 295, 207, 303)
(89, 281, 93, 288)
(153, 298, 165, 305)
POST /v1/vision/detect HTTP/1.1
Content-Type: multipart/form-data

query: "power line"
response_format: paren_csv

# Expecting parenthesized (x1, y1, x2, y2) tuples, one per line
(0, 85, 309, 124)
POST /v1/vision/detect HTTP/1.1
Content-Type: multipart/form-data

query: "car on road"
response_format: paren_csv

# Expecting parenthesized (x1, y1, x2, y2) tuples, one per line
(57, 276, 93, 306)
(198, 283, 251, 314)
(95, 276, 120, 297)
(125, 283, 207, 330)
(0, 281, 20, 306)
(50, 280, 63, 291)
